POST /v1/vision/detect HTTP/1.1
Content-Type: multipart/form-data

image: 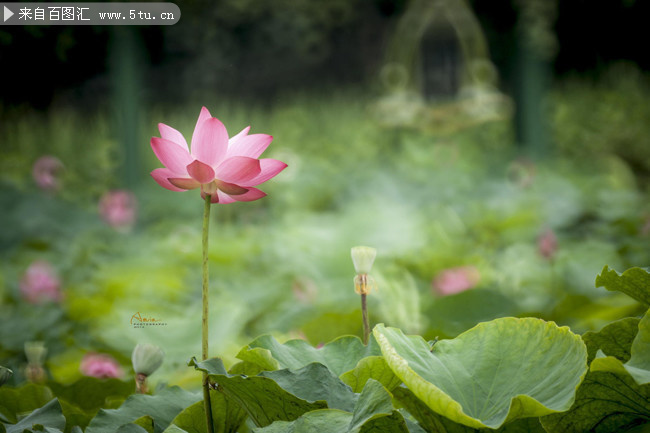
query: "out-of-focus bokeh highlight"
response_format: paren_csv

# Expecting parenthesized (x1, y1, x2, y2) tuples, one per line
(2, 0, 650, 388)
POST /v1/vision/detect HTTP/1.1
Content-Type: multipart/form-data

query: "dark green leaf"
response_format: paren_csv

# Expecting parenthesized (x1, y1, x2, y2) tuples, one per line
(165, 390, 247, 433)
(0, 384, 53, 424)
(596, 266, 650, 306)
(85, 387, 201, 433)
(5, 399, 65, 433)
(253, 380, 407, 433)
(47, 377, 134, 413)
(192, 358, 326, 428)
(583, 317, 639, 363)
(541, 371, 650, 432)
(261, 363, 357, 411)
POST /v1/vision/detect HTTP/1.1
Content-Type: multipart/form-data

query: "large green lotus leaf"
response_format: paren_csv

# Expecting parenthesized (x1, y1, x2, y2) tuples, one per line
(582, 317, 639, 363)
(235, 335, 381, 376)
(191, 358, 327, 427)
(4, 399, 65, 433)
(0, 383, 54, 424)
(85, 387, 201, 433)
(253, 380, 408, 433)
(374, 319, 587, 429)
(541, 370, 650, 432)
(163, 390, 247, 433)
(392, 387, 546, 433)
(596, 266, 650, 306)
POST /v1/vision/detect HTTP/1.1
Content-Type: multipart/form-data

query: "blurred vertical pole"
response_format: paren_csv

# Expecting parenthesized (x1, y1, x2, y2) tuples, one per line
(513, 0, 557, 159)
(514, 45, 549, 158)
(109, 27, 144, 188)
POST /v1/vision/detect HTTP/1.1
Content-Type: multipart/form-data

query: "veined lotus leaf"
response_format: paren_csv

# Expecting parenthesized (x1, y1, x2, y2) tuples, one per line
(233, 335, 398, 391)
(235, 335, 381, 376)
(374, 318, 587, 429)
(541, 370, 650, 432)
(589, 309, 650, 385)
(252, 380, 408, 433)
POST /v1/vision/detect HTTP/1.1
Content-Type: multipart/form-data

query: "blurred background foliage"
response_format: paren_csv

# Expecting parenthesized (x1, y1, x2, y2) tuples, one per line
(1, 0, 650, 390)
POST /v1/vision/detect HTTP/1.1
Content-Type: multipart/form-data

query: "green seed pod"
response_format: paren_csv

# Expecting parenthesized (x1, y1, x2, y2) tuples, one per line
(24, 342, 47, 366)
(131, 343, 164, 376)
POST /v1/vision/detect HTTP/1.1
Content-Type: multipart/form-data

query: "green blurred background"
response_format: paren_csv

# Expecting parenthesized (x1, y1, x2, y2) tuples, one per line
(2, 0, 650, 389)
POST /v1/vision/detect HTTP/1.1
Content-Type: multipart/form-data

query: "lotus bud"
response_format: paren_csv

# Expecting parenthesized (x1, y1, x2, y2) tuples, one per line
(0, 366, 13, 387)
(351, 246, 376, 275)
(132, 343, 164, 376)
(132, 343, 164, 394)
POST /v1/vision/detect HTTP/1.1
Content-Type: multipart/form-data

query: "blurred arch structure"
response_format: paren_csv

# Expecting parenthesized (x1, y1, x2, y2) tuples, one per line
(373, 0, 512, 133)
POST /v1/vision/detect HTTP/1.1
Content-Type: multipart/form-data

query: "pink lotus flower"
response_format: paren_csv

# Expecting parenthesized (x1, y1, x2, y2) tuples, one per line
(151, 107, 287, 204)
(32, 156, 63, 192)
(432, 266, 480, 296)
(20, 261, 62, 304)
(99, 190, 137, 231)
(538, 228, 558, 259)
(80, 353, 122, 379)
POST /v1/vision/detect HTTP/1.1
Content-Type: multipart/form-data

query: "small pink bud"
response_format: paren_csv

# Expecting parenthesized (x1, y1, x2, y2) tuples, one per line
(99, 190, 138, 231)
(32, 156, 63, 192)
(432, 266, 480, 296)
(538, 229, 558, 260)
(80, 353, 123, 379)
(20, 261, 62, 304)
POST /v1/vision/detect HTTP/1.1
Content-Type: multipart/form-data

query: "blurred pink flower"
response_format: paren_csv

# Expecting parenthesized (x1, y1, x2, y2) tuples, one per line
(20, 261, 62, 304)
(32, 156, 63, 192)
(538, 229, 558, 259)
(432, 266, 480, 296)
(151, 107, 287, 204)
(80, 353, 122, 379)
(99, 190, 137, 231)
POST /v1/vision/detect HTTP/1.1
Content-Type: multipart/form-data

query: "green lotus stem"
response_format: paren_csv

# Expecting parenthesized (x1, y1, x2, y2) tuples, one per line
(202, 193, 214, 433)
(361, 293, 370, 345)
